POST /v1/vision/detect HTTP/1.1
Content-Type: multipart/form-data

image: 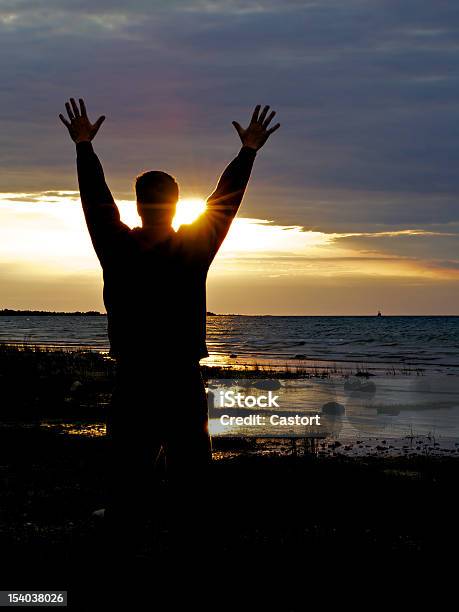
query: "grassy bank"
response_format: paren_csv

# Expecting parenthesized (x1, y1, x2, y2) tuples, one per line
(0, 344, 330, 421)
(0, 344, 425, 423)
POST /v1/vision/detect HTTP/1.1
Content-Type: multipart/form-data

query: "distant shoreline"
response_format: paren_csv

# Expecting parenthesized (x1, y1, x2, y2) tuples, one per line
(1, 309, 459, 317)
(0, 309, 220, 317)
(0, 309, 105, 317)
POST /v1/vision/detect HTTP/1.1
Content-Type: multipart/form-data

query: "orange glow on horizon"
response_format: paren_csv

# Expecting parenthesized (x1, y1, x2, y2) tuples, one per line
(0, 191, 459, 314)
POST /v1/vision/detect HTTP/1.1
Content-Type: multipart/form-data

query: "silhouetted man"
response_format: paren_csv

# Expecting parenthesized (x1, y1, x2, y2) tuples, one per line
(59, 98, 280, 555)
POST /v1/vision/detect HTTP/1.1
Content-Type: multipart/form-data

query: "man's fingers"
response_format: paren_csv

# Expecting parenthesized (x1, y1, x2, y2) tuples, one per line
(232, 121, 244, 138)
(93, 115, 106, 132)
(267, 122, 280, 135)
(258, 105, 269, 123)
(251, 105, 261, 123)
(79, 98, 87, 117)
(65, 102, 75, 121)
(70, 98, 80, 118)
(59, 113, 71, 128)
(263, 110, 276, 128)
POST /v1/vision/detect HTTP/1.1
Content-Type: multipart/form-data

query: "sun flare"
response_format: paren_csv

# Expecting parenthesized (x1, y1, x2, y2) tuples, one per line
(172, 198, 207, 231)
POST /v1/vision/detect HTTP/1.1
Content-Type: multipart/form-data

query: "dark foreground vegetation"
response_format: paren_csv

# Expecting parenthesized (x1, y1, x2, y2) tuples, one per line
(0, 345, 457, 606)
(0, 426, 457, 607)
(0, 344, 335, 422)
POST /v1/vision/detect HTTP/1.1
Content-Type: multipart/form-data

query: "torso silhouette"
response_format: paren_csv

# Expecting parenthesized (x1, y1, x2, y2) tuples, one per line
(76, 142, 256, 362)
(101, 224, 209, 360)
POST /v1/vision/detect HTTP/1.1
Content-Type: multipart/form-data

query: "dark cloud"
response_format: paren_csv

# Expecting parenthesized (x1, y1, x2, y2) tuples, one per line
(0, 0, 458, 232)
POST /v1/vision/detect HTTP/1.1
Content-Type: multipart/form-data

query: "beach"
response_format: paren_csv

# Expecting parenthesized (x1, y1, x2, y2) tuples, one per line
(1, 333, 458, 451)
(0, 333, 458, 605)
(2, 0, 459, 603)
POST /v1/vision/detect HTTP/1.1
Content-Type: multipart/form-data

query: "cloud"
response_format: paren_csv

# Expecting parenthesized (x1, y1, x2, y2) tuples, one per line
(1, 187, 458, 313)
(0, 0, 458, 315)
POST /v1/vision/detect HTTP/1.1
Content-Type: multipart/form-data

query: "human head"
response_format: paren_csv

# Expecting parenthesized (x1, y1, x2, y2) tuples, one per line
(135, 170, 179, 226)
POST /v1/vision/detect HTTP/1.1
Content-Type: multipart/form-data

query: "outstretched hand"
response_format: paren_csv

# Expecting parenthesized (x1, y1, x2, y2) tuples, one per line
(232, 105, 280, 151)
(59, 98, 105, 143)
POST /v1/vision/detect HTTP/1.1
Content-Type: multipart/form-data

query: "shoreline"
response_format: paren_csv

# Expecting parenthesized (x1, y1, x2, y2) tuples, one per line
(1, 343, 458, 456)
(36, 422, 459, 458)
(1, 339, 451, 376)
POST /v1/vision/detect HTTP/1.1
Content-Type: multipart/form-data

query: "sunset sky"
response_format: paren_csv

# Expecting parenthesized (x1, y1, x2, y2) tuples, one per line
(1, 0, 459, 314)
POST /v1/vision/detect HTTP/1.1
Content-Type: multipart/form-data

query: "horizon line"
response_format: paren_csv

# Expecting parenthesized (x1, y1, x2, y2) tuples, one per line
(1, 308, 459, 317)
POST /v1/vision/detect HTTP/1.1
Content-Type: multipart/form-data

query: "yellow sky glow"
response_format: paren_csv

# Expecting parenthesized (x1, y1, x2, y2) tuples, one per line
(0, 191, 458, 313)
(0, 192, 456, 280)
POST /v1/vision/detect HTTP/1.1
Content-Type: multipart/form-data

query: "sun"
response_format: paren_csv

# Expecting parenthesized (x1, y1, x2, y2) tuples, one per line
(172, 197, 207, 231)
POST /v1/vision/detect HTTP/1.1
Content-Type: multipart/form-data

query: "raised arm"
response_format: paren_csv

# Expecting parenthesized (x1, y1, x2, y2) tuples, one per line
(184, 105, 280, 263)
(59, 98, 128, 262)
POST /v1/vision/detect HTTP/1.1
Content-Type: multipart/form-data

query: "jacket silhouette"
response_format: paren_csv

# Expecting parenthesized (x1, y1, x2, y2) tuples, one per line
(76, 141, 256, 361)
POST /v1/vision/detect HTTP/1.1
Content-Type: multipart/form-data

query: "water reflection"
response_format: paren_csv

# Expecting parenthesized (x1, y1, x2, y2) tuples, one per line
(40, 373, 459, 445)
(41, 422, 106, 437)
(208, 374, 459, 440)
